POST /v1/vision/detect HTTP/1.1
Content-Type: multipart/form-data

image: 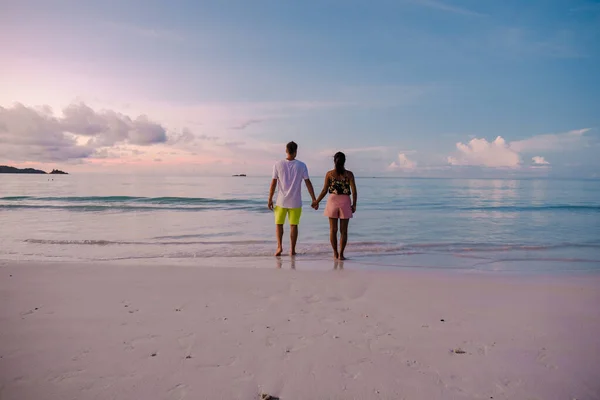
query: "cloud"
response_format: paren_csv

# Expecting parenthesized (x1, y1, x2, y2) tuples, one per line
(388, 153, 416, 170)
(532, 156, 550, 165)
(220, 141, 246, 149)
(409, 0, 484, 16)
(0, 102, 169, 162)
(61, 103, 167, 146)
(510, 128, 590, 153)
(168, 129, 219, 147)
(318, 146, 389, 157)
(0, 103, 95, 162)
(448, 136, 520, 168)
(128, 115, 167, 145)
(492, 27, 585, 59)
(230, 119, 263, 130)
(105, 21, 184, 41)
(197, 134, 218, 141)
(168, 128, 195, 145)
(92, 149, 120, 159)
(447, 129, 590, 169)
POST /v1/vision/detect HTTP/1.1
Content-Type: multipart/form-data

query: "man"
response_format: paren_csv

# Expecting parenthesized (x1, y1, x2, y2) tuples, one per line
(268, 141, 317, 256)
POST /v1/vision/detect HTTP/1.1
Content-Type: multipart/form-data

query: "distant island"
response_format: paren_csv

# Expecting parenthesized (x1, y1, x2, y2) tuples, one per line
(0, 165, 68, 175)
(232, 174, 247, 177)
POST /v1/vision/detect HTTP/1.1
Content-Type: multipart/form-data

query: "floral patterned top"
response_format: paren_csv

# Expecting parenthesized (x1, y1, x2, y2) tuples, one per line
(328, 175, 352, 195)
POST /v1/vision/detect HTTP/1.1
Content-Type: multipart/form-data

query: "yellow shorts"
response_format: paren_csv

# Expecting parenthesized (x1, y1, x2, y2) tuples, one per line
(274, 206, 302, 225)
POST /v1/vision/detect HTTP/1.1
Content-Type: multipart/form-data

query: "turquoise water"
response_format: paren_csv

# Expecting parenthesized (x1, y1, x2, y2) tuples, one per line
(1, 175, 599, 272)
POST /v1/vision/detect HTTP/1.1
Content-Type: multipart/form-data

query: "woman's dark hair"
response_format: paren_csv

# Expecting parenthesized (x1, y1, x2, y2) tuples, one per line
(334, 152, 346, 175)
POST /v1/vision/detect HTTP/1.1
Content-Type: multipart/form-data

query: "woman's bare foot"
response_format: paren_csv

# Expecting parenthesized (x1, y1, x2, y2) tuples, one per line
(338, 254, 346, 260)
(275, 247, 283, 257)
(333, 251, 339, 259)
(290, 251, 297, 256)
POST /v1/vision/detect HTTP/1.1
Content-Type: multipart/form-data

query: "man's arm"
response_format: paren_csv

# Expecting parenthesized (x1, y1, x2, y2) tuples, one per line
(268, 179, 277, 210)
(304, 179, 317, 203)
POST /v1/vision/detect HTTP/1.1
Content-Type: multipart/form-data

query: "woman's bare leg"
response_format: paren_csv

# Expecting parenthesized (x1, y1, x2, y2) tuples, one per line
(329, 218, 339, 259)
(339, 219, 349, 260)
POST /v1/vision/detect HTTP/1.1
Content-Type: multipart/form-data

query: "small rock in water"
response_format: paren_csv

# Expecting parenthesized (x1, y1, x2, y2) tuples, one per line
(151, 352, 157, 357)
(452, 348, 466, 354)
(34, 308, 38, 311)
(185, 355, 192, 359)
(175, 308, 181, 312)
(440, 319, 445, 322)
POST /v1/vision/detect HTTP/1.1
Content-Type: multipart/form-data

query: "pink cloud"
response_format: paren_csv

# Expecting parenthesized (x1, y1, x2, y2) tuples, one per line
(448, 136, 520, 168)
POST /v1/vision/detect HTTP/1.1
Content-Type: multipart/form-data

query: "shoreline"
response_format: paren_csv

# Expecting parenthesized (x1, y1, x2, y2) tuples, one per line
(1, 262, 599, 399)
(4, 253, 599, 276)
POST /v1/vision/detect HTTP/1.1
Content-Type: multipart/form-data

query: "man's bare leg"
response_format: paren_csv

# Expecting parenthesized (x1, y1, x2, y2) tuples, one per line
(339, 219, 349, 260)
(290, 224, 298, 256)
(329, 218, 339, 259)
(275, 224, 284, 256)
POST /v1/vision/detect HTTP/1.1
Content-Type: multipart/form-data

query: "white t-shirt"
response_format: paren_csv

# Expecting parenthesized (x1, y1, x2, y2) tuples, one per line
(272, 159, 309, 209)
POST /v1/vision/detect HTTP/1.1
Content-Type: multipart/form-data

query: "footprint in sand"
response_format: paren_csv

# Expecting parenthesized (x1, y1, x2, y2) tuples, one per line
(167, 383, 188, 400)
(536, 347, 557, 370)
(123, 334, 159, 351)
(177, 332, 197, 355)
(49, 369, 85, 383)
(342, 358, 370, 380)
(20, 307, 40, 317)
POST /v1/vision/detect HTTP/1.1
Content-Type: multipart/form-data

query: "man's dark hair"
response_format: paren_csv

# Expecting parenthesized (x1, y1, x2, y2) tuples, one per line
(286, 141, 298, 155)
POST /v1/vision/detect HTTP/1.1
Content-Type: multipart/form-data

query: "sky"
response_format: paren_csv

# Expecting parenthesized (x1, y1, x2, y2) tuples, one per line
(1, 0, 599, 177)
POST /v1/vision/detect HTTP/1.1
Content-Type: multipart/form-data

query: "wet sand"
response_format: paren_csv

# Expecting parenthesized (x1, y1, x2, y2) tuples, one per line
(1, 261, 599, 399)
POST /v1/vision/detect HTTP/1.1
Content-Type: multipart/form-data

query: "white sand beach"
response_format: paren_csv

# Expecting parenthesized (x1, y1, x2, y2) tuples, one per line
(1, 261, 599, 400)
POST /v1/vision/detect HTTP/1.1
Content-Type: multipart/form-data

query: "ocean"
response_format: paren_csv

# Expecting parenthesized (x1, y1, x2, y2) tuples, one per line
(1, 174, 599, 273)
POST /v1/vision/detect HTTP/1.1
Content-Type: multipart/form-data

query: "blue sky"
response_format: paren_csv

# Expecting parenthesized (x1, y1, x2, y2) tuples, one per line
(1, 0, 599, 176)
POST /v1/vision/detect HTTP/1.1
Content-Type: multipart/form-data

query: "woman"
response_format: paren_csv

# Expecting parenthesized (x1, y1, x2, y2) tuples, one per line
(313, 152, 357, 260)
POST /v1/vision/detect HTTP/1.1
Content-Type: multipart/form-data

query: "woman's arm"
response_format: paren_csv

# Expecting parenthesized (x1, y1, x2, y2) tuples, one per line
(349, 171, 357, 212)
(314, 172, 330, 204)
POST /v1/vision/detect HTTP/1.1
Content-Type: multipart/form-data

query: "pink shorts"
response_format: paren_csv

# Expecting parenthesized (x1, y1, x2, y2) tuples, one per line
(324, 194, 353, 219)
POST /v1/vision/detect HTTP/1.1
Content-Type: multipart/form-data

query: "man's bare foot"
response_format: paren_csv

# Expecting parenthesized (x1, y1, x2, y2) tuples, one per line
(333, 251, 339, 259)
(290, 250, 297, 256)
(275, 248, 283, 257)
(338, 254, 346, 260)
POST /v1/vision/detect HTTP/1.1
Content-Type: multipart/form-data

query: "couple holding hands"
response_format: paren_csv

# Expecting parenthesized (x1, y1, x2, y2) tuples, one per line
(268, 141, 358, 260)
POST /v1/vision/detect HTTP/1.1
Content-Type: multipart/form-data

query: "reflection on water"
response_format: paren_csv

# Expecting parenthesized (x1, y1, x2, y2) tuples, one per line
(275, 256, 296, 269)
(465, 179, 519, 220)
(334, 260, 344, 270)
